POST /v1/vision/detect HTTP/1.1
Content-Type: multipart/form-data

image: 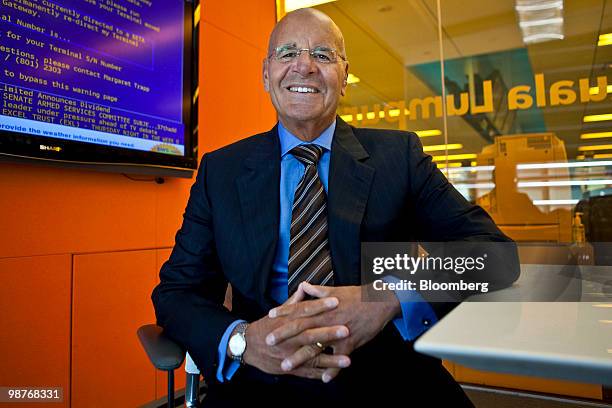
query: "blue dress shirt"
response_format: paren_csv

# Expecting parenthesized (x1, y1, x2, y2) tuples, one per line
(215, 121, 437, 382)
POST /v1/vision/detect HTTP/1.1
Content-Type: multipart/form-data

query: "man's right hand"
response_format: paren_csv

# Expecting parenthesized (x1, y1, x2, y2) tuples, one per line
(233, 284, 352, 380)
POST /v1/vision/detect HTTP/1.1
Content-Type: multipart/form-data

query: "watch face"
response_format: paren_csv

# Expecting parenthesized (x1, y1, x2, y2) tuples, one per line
(229, 333, 246, 356)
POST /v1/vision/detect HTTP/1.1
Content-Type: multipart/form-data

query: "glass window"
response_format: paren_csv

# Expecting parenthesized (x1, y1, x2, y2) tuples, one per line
(295, 0, 612, 246)
(278, 0, 611, 398)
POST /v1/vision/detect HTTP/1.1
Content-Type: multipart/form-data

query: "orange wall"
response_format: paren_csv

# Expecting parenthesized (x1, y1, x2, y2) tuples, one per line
(0, 1, 276, 406)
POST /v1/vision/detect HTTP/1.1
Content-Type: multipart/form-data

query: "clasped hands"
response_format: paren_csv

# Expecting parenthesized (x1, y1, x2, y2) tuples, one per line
(240, 282, 400, 383)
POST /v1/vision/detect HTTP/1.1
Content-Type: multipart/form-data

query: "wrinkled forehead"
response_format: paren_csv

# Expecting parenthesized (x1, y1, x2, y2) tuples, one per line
(269, 18, 343, 52)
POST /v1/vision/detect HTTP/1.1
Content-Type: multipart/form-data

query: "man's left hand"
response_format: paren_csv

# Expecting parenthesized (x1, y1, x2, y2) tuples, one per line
(266, 282, 400, 382)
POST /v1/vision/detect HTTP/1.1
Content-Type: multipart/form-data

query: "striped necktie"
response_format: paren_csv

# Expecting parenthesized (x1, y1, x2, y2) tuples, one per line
(287, 144, 334, 296)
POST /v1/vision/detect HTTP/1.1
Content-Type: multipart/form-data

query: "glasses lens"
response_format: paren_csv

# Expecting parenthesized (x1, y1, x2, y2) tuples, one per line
(311, 49, 335, 63)
(275, 47, 299, 62)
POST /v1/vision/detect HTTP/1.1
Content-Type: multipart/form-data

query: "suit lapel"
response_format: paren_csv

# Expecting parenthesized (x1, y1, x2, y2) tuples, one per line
(328, 118, 375, 286)
(235, 126, 280, 310)
(234, 120, 374, 307)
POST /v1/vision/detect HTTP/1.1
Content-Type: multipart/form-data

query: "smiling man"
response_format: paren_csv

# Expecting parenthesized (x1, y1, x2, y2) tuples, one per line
(263, 10, 347, 140)
(153, 8, 516, 407)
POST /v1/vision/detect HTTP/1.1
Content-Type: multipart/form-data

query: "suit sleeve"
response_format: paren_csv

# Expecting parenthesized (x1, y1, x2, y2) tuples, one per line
(405, 133, 520, 320)
(152, 154, 238, 380)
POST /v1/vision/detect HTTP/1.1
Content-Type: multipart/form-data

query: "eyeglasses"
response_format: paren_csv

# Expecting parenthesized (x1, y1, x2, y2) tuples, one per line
(269, 45, 347, 64)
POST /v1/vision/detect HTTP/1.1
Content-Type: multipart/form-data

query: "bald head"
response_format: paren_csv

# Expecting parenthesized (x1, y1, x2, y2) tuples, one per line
(268, 8, 346, 58)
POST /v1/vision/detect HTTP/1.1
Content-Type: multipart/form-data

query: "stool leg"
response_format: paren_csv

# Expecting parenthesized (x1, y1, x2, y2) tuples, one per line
(167, 370, 174, 408)
(185, 373, 200, 407)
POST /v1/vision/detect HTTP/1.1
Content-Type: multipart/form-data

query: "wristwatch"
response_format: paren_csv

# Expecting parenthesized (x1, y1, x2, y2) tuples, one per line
(228, 322, 248, 363)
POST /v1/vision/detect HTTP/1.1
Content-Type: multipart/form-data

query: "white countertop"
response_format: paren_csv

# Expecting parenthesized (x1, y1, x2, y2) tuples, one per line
(413, 262, 612, 385)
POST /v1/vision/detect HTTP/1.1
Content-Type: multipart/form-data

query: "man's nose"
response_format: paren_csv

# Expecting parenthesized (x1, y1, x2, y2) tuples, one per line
(294, 50, 317, 75)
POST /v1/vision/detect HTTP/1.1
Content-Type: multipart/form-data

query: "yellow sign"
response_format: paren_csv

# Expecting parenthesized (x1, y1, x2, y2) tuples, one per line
(342, 74, 609, 129)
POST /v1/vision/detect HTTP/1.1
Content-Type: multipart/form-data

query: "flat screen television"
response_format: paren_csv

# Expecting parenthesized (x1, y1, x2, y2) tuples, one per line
(0, 0, 197, 178)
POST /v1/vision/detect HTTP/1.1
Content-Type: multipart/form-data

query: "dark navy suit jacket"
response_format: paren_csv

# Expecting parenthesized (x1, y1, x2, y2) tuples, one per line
(152, 117, 517, 382)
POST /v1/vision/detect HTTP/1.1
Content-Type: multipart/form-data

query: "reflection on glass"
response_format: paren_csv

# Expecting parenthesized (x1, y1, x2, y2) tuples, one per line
(305, 0, 611, 246)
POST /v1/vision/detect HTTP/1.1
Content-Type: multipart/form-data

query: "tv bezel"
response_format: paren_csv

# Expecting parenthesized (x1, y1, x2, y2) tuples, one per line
(0, 0, 198, 178)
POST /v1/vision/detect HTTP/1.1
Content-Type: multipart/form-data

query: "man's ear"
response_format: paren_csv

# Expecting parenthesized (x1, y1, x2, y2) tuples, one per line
(263, 58, 270, 92)
(340, 62, 349, 96)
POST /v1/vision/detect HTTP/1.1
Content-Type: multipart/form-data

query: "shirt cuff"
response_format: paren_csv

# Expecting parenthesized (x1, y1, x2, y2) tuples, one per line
(216, 319, 246, 383)
(382, 275, 438, 341)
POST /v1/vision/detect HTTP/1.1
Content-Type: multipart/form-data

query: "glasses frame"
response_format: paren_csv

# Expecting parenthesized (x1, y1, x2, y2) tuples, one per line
(268, 46, 347, 64)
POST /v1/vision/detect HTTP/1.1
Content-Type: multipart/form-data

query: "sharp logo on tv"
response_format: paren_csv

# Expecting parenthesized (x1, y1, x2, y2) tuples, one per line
(39, 144, 62, 152)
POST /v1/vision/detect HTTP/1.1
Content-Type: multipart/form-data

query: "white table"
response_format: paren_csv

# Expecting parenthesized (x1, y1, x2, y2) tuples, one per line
(414, 265, 612, 385)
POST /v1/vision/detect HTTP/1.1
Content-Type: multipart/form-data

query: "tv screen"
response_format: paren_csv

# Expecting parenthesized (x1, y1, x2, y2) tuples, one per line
(0, 0, 197, 177)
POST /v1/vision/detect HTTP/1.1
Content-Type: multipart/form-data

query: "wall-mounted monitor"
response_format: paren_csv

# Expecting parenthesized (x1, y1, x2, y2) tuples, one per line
(0, 0, 197, 177)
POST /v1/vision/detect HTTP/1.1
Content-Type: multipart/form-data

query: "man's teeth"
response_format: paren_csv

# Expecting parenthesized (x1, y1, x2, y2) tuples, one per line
(289, 86, 318, 93)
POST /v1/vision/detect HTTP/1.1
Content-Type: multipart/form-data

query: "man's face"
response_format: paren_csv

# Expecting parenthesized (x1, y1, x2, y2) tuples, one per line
(263, 16, 348, 128)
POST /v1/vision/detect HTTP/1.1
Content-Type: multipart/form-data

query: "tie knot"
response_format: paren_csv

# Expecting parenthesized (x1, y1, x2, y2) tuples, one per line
(290, 144, 324, 166)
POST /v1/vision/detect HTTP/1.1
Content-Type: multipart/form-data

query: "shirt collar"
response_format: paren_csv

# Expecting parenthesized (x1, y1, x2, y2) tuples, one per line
(278, 120, 336, 157)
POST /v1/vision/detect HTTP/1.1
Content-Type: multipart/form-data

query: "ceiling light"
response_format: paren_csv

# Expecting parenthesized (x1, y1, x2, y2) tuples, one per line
(581, 132, 612, 139)
(347, 73, 360, 84)
(387, 108, 410, 117)
(422, 143, 463, 152)
(533, 199, 578, 205)
(518, 180, 612, 187)
(415, 129, 442, 137)
(578, 144, 612, 151)
(583, 113, 612, 122)
(589, 85, 612, 94)
(340, 108, 410, 123)
(522, 33, 564, 42)
(447, 165, 495, 172)
(452, 183, 496, 189)
(515, 0, 564, 44)
(598, 33, 612, 47)
(436, 162, 462, 169)
(577, 153, 612, 160)
(432, 154, 477, 162)
(515, 0, 562, 11)
(284, 0, 337, 12)
(517, 160, 612, 169)
(519, 17, 563, 27)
